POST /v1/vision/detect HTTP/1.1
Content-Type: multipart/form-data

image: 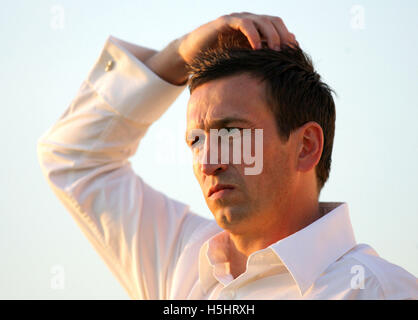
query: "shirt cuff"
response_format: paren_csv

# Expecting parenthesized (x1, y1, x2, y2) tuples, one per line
(86, 35, 187, 125)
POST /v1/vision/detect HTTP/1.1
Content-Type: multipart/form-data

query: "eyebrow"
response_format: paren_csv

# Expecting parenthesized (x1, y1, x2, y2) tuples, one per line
(185, 117, 254, 144)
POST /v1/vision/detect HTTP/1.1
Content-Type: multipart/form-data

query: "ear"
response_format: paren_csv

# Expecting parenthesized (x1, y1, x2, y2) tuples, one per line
(295, 122, 324, 172)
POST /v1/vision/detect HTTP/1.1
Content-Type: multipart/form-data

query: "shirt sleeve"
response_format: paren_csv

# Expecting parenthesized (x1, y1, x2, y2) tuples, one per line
(36, 36, 207, 299)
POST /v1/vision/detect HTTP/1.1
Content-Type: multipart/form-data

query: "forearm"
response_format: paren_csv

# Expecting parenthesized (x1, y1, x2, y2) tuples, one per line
(110, 36, 188, 86)
(37, 36, 186, 192)
(144, 37, 189, 86)
(109, 36, 158, 62)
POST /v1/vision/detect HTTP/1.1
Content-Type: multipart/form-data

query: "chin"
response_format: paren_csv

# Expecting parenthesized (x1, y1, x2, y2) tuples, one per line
(211, 206, 251, 232)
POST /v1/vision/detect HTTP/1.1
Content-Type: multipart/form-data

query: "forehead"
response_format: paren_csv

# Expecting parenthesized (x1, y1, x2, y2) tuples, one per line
(186, 73, 270, 129)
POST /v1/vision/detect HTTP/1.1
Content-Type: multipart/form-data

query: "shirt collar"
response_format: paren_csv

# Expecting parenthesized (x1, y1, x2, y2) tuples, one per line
(198, 202, 357, 295)
(270, 202, 356, 295)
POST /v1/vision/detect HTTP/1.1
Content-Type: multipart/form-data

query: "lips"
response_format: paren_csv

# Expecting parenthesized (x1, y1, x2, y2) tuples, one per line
(207, 184, 235, 198)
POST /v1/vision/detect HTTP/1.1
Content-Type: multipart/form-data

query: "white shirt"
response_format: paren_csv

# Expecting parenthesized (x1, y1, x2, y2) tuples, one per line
(37, 36, 418, 300)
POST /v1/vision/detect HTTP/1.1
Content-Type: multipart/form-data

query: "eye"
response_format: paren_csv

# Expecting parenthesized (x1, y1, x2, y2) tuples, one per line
(187, 129, 206, 148)
(225, 127, 242, 132)
(191, 136, 200, 146)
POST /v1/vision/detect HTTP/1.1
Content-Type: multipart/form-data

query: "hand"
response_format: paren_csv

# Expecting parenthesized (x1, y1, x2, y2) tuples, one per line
(178, 12, 298, 65)
(145, 12, 298, 85)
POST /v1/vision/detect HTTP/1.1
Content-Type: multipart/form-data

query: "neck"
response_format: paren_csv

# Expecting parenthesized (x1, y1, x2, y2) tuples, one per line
(227, 197, 321, 278)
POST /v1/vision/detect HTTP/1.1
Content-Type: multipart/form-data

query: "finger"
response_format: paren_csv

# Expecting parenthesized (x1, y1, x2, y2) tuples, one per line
(284, 32, 298, 49)
(288, 35, 299, 49)
(253, 17, 281, 51)
(228, 17, 262, 49)
(269, 16, 297, 48)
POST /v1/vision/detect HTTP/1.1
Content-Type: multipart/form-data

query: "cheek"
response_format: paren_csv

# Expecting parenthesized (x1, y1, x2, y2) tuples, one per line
(263, 145, 293, 186)
(192, 163, 208, 193)
(192, 163, 201, 183)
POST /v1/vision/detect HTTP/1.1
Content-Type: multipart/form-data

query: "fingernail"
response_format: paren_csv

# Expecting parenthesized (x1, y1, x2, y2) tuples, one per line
(274, 45, 281, 51)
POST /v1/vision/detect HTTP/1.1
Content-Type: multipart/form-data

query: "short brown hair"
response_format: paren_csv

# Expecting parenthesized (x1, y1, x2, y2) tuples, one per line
(186, 31, 336, 192)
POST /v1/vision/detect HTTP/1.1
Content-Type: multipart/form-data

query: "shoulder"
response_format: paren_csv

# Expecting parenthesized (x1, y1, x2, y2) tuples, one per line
(341, 244, 418, 300)
(311, 243, 417, 299)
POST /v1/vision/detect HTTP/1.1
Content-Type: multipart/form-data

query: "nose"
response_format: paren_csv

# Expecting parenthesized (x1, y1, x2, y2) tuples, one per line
(200, 162, 228, 176)
(196, 133, 229, 176)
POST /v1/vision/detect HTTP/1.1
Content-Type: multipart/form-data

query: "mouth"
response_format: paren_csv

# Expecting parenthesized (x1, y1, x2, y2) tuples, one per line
(207, 184, 235, 198)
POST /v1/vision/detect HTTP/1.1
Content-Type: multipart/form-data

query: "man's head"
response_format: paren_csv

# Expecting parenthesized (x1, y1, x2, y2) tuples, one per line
(185, 31, 336, 235)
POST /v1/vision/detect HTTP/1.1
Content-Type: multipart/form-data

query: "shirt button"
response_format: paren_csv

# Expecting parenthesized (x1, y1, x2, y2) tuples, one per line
(105, 59, 114, 72)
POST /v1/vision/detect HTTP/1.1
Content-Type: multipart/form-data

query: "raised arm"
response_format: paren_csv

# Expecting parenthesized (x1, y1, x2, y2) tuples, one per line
(37, 35, 203, 299)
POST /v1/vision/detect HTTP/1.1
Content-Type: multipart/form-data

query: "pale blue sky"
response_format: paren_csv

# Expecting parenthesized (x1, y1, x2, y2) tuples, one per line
(0, 0, 417, 299)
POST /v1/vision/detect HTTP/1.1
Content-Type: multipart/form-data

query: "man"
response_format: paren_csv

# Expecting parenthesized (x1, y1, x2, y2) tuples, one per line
(37, 12, 417, 299)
